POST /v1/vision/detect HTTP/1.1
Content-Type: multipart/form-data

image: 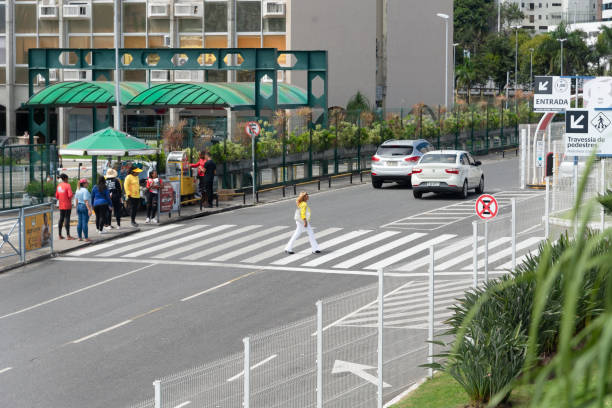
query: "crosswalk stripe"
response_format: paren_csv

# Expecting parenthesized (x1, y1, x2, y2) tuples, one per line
(212, 230, 296, 262)
(349, 292, 468, 318)
(461, 236, 543, 270)
(104, 225, 203, 257)
(301, 231, 402, 268)
(69, 224, 185, 256)
(497, 251, 534, 270)
(342, 299, 459, 324)
(182, 226, 289, 261)
(271, 230, 371, 266)
(154, 225, 261, 259)
(384, 311, 455, 327)
(241, 228, 342, 264)
(124, 225, 235, 258)
(397, 236, 477, 271)
(435, 237, 510, 271)
(333, 233, 426, 269)
(364, 234, 456, 270)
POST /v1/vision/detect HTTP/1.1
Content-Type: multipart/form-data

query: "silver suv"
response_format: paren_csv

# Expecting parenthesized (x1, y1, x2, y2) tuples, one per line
(371, 139, 434, 188)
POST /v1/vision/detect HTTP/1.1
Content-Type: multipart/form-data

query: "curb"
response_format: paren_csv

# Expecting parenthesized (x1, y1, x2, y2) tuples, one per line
(383, 376, 429, 407)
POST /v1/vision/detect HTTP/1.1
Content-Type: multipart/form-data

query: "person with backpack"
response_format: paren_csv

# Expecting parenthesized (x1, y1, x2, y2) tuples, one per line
(284, 192, 320, 255)
(124, 167, 142, 227)
(55, 173, 74, 240)
(91, 175, 113, 234)
(105, 168, 123, 229)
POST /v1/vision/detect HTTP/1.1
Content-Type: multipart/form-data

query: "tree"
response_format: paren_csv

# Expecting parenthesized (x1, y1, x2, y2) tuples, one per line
(454, 0, 495, 55)
(346, 91, 371, 113)
(473, 33, 514, 93)
(456, 59, 477, 103)
(501, 3, 525, 30)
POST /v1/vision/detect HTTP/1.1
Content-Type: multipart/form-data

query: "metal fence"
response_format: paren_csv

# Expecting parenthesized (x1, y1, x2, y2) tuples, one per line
(0, 202, 54, 264)
(124, 187, 579, 408)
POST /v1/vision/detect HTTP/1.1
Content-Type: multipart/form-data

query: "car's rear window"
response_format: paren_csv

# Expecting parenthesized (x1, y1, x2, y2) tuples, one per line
(420, 154, 457, 164)
(376, 146, 413, 156)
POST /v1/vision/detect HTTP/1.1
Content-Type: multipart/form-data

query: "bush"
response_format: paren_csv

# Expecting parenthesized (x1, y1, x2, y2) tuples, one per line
(26, 180, 56, 197)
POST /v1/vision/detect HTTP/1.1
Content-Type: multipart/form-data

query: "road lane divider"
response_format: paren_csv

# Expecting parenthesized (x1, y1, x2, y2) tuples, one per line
(0, 367, 13, 375)
(173, 402, 191, 408)
(72, 320, 133, 344)
(181, 271, 257, 302)
(226, 354, 277, 382)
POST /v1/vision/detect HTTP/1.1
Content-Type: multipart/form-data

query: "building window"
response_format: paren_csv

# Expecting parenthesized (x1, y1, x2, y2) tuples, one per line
(0, 4, 5, 34)
(124, 3, 146, 33)
(0, 37, 6, 65)
(237, 1, 261, 32)
(94, 37, 114, 49)
(179, 19, 203, 33)
(16, 37, 37, 64)
(180, 35, 203, 48)
(149, 19, 170, 33)
(205, 2, 228, 33)
(93, 4, 114, 33)
(205, 35, 228, 48)
(39, 37, 59, 49)
(68, 20, 90, 34)
(15, 4, 36, 34)
(264, 18, 286, 33)
(39, 20, 59, 34)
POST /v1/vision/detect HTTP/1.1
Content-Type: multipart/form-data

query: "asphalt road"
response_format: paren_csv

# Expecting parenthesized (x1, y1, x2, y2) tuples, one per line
(0, 156, 539, 408)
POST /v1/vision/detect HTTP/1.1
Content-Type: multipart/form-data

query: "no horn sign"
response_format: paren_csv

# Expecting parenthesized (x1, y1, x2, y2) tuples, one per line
(475, 194, 498, 220)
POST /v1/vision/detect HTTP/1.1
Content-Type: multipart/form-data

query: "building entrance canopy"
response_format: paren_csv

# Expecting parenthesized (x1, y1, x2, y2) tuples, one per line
(25, 81, 308, 110)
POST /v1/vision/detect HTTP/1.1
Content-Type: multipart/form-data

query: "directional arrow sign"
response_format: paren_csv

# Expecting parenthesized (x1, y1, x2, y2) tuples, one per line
(332, 360, 391, 388)
(566, 110, 589, 134)
(538, 80, 549, 92)
(535, 76, 552, 95)
(534, 76, 570, 112)
(571, 115, 585, 129)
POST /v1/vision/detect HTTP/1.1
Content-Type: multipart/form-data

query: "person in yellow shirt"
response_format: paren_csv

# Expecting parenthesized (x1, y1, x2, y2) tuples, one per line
(285, 192, 320, 254)
(124, 167, 142, 227)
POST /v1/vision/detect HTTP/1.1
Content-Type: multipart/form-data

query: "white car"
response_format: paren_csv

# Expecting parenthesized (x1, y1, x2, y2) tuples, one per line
(411, 150, 484, 199)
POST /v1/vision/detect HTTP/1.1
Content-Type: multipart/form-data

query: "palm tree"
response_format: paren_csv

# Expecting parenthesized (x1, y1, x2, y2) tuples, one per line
(346, 91, 372, 124)
(456, 59, 477, 104)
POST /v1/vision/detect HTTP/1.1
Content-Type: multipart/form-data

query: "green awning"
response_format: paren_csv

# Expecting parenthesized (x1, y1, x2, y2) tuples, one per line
(126, 82, 308, 108)
(26, 81, 149, 107)
(59, 127, 157, 156)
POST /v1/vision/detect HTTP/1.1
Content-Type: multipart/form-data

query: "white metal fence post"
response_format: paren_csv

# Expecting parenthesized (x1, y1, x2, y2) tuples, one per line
(316, 300, 323, 408)
(428, 246, 434, 379)
(377, 268, 384, 408)
(153, 380, 161, 408)
(545, 177, 550, 239)
(472, 221, 478, 288)
(601, 159, 606, 232)
(49, 203, 54, 254)
(511, 198, 516, 270)
(243, 337, 250, 408)
(520, 128, 527, 189)
(19, 207, 25, 263)
(484, 221, 489, 283)
(526, 125, 531, 186)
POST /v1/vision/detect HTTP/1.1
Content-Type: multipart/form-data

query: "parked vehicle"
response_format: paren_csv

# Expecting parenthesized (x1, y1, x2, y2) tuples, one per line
(370, 139, 435, 188)
(411, 150, 484, 199)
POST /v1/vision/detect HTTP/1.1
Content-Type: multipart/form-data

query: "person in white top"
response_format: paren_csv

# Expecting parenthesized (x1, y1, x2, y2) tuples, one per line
(284, 192, 320, 255)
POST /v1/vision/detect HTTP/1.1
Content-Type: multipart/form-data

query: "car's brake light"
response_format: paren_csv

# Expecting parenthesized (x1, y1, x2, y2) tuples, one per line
(404, 156, 419, 162)
(371, 156, 380, 162)
(412, 168, 423, 174)
(445, 168, 460, 174)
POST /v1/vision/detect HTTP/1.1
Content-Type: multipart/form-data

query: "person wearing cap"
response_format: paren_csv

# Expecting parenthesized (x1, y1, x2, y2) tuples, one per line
(124, 166, 142, 227)
(55, 173, 74, 240)
(75, 178, 92, 242)
(105, 168, 123, 229)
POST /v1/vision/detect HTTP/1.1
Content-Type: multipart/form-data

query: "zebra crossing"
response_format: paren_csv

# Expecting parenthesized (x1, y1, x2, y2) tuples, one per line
(68, 222, 544, 275)
(382, 190, 544, 230)
(331, 279, 474, 330)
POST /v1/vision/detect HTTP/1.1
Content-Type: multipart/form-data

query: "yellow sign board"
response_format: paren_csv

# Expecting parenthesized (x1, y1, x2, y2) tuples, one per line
(25, 212, 51, 251)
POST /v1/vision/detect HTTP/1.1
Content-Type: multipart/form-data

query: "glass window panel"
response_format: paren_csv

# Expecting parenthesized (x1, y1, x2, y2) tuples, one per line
(125, 70, 146, 81)
(0, 37, 5, 65)
(69, 36, 90, 48)
(205, 2, 228, 32)
(0, 5, 5, 34)
(179, 19, 202, 32)
(16, 37, 37, 64)
(93, 36, 114, 48)
(0, 67, 5, 84)
(124, 36, 146, 48)
(148, 36, 165, 48)
(237, 70, 255, 82)
(238, 35, 259, 48)
(263, 17, 286, 33)
(39, 20, 59, 34)
(15, 4, 36, 34)
(180, 35, 203, 48)
(39, 37, 59, 48)
(207, 70, 227, 82)
(123, 3, 146, 33)
(16, 68, 28, 85)
(263, 35, 285, 49)
(237, 1, 261, 32)
(205, 35, 228, 48)
(149, 19, 170, 33)
(93, 4, 114, 33)
(68, 20, 90, 33)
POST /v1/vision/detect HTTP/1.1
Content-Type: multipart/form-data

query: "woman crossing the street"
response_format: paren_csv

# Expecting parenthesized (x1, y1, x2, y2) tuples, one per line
(284, 192, 321, 255)
(105, 168, 123, 229)
(91, 176, 113, 234)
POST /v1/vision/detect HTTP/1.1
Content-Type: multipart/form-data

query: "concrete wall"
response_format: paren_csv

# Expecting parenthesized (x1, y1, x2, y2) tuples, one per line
(385, 0, 453, 110)
(288, 0, 376, 108)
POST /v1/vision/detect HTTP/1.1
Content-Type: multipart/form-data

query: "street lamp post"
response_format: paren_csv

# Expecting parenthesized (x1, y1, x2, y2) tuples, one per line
(114, 0, 121, 130)
(529, 48, 534, 91)
(437, 13, 450, 108)
(512, 25, 522, 108)
(453, 43, 459, 105)
(558, 38, 567, 76)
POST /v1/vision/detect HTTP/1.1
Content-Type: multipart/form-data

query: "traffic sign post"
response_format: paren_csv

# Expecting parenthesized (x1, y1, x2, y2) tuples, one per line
(533, 76, 572, 112)
(565, 108, 612, 156)
(245, 121, 261, 204)
(475, 194, 499, 221)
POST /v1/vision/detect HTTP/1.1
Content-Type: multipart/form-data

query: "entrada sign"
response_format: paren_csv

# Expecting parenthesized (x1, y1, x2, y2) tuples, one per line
(533, 76, 572, 112)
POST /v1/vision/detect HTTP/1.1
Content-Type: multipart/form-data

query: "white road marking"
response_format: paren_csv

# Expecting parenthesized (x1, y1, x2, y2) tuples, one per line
(181, 271, 257, 301)
(71, 320, 132, 344)
(462, 236, 543, 270)
(183, 226, 289, 261)
(241, 228, 341, 264)
(124, 225, 234, 258)
(0, 367, 13, 375)
(226, 354, 278, 382)
(173, 402, 191, 408)
(302, 231, 402, 267)
(0, 264, 154, 320)
(154, 225, 261, 259)
(212, 231, 295, 262)
(271, 229, 371, 266)
(333, 233, 425, 269)
(365, 234, 456, 270)
(397, 236, 479, 272)
(104, 225, 203, 256)
(435, 237, 510, 271)
(69, 224, 185, 256)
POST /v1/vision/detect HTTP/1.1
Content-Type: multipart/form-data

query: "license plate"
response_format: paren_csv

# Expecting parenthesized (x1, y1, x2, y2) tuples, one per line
(427, 182, 440, 187)
(386, 161, 398, 166)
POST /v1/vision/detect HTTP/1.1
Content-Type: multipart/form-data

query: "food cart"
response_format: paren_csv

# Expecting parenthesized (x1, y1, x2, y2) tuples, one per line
(166, 151, 197, 202)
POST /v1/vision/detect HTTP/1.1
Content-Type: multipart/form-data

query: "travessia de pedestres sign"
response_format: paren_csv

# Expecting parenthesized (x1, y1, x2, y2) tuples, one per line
(533, 76, 572, 112)
(565, 108, 612, 156)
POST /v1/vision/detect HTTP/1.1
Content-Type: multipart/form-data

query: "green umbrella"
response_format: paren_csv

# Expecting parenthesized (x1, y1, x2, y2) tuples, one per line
(59, 127, 158, 156)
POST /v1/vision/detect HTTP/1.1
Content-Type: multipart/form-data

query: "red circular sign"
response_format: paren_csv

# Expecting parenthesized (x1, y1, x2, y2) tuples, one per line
(245, 121, 261, 138)
(475, 194, 499, 220)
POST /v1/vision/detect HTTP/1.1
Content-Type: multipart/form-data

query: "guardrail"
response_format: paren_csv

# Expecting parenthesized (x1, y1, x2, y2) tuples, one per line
(0, 202, 54, 265)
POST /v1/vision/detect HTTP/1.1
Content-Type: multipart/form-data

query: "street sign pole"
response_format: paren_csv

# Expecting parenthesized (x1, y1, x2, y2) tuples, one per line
(245, 121, 261, 205)
(252, 133, 255, 204)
